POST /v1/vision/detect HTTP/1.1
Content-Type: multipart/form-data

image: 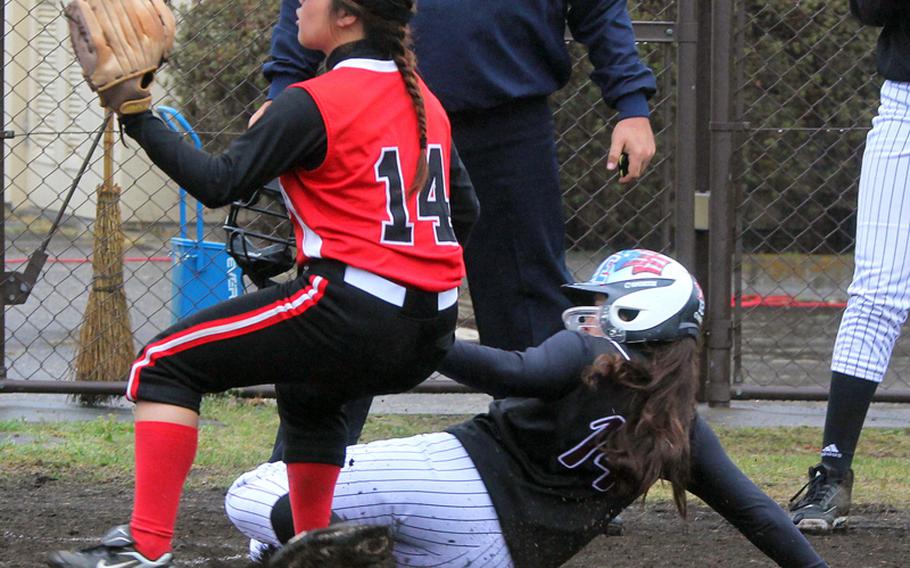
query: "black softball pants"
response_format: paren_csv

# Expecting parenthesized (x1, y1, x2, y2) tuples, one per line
(126, 259, 457, 465)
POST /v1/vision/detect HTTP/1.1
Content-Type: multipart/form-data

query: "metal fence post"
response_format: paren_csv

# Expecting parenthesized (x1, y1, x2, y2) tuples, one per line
(1, 0, 7, 380)
(706, 0, 736, 406)
(675, 0, 716, 400)
(692, 0, 713, 400)
(674, 0, 697, 270)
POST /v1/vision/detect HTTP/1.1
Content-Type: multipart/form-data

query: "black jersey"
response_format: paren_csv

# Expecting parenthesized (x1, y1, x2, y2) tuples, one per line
(442, 331, 827, 568)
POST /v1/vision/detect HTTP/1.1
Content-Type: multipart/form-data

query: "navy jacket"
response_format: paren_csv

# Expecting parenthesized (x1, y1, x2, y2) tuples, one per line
(266, 0, 656, 118)
(850, 0, 910, 81)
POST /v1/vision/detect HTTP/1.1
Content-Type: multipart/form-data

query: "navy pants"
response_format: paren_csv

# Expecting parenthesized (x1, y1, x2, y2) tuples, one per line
(450, 96, 573, 351)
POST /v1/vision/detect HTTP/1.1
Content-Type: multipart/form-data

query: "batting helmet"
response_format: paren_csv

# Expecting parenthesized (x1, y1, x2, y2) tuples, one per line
(223, 179, 296, 288)
(562, 249, 704, 343)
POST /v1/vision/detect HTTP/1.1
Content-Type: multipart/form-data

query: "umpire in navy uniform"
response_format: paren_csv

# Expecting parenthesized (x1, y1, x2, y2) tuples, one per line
(255, 0, 657, 351)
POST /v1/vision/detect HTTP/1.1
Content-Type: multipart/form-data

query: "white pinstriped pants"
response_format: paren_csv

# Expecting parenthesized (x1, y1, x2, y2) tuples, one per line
(832, 80, 910, 382)
(225, 432, 515, 567)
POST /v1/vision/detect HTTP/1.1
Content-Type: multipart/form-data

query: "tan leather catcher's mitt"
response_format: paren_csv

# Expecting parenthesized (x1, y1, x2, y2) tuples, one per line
(65, 0, 176, 115)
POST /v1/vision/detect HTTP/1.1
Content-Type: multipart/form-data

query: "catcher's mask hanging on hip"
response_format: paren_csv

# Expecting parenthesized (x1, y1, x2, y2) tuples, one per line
(224, 179, 296, 289)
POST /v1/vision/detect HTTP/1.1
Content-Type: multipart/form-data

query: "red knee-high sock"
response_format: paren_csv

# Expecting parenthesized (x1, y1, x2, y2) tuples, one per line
(286, 462, 341, 534)
(130, 421, 198, 560)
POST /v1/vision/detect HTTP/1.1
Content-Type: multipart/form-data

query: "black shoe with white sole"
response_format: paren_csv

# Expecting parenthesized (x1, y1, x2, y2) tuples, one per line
(47, 525, 173, 568)
(789, 463, 853, 533)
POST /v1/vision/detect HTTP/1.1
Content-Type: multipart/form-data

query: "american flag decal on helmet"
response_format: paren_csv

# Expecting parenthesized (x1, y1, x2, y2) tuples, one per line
(602, 249, 672, 278)
(627, 252, 670, 275)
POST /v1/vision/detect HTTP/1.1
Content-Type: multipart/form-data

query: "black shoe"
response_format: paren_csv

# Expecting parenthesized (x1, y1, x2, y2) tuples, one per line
(788, 463, 853, 533)
(47, 525, 173, 567)
(268, 522, 393, 568)
(606, 514, 624, 536)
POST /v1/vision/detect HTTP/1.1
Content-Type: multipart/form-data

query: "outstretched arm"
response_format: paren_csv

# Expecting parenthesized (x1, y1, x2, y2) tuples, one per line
(437, 331, 604, 399)
(686, 416, 829, 568)
(121, 88, 326, 208)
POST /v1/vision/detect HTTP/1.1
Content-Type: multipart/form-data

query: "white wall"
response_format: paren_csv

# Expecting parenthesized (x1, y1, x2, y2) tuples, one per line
(4, 0, 181, 224)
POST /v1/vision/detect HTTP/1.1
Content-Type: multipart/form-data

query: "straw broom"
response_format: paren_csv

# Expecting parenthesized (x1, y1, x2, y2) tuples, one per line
(73, 114, 134, 405)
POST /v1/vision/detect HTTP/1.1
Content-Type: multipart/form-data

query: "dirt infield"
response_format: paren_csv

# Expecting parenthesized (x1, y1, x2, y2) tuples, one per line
(2, 473, 907, 567)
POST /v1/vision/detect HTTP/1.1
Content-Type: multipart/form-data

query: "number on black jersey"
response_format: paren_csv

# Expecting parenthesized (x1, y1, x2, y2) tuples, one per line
(376, 146, 456, 245)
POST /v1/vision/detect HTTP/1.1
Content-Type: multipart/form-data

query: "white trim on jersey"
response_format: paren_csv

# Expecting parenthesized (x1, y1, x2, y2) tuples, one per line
(333, 58, 399, 73)
(225, 432, 515, 568)
(832, 80, 910, 383)
(278, 180, 324, 260)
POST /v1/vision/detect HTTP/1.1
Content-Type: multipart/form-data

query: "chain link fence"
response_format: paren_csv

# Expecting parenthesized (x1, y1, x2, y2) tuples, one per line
(555, 27, 678, 294)
(9, 0, 900, 399)
(0, 0, 680, 387)
(730, 0, 910, 394)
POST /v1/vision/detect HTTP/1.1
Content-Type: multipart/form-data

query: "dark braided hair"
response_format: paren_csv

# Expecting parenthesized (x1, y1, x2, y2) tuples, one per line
(334, 0, 428, 195)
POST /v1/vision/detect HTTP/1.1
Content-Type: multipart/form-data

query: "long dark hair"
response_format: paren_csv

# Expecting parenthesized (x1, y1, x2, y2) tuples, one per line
(582, 337, 700, 518)
(333, 0, 428, 195)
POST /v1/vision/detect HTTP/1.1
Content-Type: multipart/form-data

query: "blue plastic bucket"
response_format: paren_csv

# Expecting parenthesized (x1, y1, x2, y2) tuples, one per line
(170, 237, 243, 321)
(158, 106, 245, 322)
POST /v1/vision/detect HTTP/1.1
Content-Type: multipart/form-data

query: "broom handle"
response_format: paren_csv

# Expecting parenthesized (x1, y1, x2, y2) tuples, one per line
(39, 112, 113, 254)
(103, 110, 114, 188)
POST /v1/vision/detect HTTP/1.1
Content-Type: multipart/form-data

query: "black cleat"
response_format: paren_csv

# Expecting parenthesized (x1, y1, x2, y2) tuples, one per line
(47, 525, 173, 567)
(268, 522, 393, 568)
(789, 463, 853, 533)
(606, 514, 625, 536)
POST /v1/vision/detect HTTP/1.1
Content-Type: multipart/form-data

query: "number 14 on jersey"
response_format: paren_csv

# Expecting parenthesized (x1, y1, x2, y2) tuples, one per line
(376, 145, 457, 246)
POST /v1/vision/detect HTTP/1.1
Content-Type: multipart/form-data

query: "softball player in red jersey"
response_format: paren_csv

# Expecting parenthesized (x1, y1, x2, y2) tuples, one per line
(48, 1, 478, 567)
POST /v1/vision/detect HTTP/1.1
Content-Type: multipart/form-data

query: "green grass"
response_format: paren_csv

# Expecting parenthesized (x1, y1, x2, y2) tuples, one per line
(0, 397, 464, 486)
(713, 426, 910, 505)
(2, 398, 908, 506)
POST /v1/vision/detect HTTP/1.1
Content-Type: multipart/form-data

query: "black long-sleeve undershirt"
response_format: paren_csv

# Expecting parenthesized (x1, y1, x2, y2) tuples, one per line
(437, 330, 624, 399)
(120, 88, 325, 209)
(122, 95, 477, 245)
(120, 44, 479, 246)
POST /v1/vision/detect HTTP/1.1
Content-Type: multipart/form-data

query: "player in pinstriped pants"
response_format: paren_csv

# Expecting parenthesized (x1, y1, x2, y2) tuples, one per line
(226, 250, 828, 568)
(229, 432, 512, 567)
(835, 82, 910, 386)
(789, 0, 910, 534)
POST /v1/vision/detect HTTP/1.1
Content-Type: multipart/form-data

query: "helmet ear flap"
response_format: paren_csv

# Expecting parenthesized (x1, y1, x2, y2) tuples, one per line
(223, 180, 296, 288)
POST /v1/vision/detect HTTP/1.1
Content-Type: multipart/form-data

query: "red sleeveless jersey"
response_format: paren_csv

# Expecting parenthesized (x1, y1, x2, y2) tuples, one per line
(279, 58, 464, 292)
